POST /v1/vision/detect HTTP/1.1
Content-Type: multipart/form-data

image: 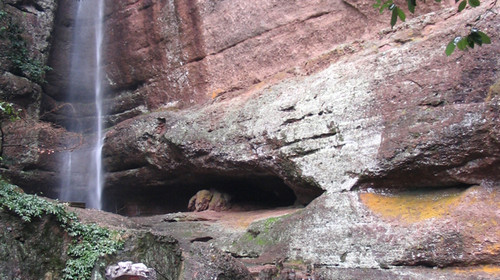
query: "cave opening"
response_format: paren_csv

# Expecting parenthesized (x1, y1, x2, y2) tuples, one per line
(102, 174, 321, 217)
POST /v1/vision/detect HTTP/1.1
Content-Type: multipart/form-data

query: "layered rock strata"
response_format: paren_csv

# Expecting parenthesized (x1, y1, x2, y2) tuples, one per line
(101, 1, 500, 276)
(0, 0, 499, 279)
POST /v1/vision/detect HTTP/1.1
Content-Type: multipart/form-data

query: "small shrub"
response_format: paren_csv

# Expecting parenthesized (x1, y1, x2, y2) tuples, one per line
(0, 180, 123, 280)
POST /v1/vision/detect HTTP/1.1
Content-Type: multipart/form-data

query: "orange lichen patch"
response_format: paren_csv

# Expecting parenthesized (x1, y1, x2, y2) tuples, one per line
(481, 265, 500, 274)
(486, 77, 500, 101)
(452, 265, 500, 275)
(359, 189, 463, 223)
(483, 242, 500, 256)
(211, 88, 224, 99)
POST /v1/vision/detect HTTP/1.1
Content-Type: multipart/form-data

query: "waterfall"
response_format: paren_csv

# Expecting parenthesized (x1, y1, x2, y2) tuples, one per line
(60, 0, 105, 210)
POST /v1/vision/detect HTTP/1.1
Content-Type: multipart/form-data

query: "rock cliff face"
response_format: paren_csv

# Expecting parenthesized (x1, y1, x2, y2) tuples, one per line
(1, 0, 500, 279)
(0, 0, 56, 113)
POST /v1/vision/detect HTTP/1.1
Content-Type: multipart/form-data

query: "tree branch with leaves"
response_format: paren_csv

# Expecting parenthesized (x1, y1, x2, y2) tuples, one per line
(373, 0, 493, 55)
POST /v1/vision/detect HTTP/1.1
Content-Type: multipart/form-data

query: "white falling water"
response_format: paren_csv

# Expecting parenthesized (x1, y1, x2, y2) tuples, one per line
(60, 0, 105, 210)
(93, 0, 105, 210)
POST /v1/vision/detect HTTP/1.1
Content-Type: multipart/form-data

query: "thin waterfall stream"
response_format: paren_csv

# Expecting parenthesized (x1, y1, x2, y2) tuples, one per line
(59, 0, 105, 210)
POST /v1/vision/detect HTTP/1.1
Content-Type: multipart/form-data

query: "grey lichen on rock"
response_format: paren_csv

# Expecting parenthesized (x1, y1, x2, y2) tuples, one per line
(181, 242, 253, 280)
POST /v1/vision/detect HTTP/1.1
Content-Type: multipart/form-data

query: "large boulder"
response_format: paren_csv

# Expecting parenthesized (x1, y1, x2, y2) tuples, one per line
(188, 189, 231, 212)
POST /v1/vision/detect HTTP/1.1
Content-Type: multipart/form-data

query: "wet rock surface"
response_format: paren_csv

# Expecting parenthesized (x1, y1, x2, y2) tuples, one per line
(0, 0, 500, 279)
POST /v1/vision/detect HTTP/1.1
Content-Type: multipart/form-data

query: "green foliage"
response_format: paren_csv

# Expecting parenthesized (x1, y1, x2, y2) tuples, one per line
(373, 0, 408, 28)
(373, 0, 491, 55)
(445, 28, 491, 55)
(0, 8, 51, 84)
(458, 0, 468, 11)
(0, 100, 20, 121)
(0, 180, 123, 280)
(0, 100, 22, 162)
(457, 0, 480, 12)
(468, 0, 481, 7)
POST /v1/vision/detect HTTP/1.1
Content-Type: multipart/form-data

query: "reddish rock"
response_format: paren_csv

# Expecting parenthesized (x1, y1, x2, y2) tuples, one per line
(0, 119, 91, 198)
(359, 15, 500, 189)
(64, 0, 448, 119)
(1, 0, 500, 279)
(188, 189, 231, 212)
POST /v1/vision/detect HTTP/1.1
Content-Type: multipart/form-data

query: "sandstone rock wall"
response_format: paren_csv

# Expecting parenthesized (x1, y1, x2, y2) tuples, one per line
(102, 1, 500, 277)
(1, 0, 499, 278)
(0, 0, 60, 194)
(0, 0, 56, 113)
(43, 0, 446, 130)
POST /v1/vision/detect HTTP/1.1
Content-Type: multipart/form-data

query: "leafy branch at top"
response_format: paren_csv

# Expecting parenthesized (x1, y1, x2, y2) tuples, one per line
(373, 0, 491, 55)
(445, 27, 491, 55)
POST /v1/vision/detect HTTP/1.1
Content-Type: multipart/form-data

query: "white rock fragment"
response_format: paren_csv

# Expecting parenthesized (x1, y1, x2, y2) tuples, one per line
(105, 261, 157, 280)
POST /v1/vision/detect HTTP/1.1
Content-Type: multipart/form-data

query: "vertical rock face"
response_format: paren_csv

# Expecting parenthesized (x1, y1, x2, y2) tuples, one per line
(103, 0, 381, 109)
(1, 0, 500, 278)
(0, 0, 56, 65)
(0, 210, 67, 280)
(0, 0, 60, 195)
(0, 0, 57, 111)
(45, 0, 431, 130)
(98, 0, 442, 111)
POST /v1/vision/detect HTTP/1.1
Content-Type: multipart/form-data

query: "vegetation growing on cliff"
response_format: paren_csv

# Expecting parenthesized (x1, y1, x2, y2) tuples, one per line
(0, 100, 20, 161)
(0, 100, 19, 121)
(0, 9, 51, 84)
(373, 0, 492, 55)
(0, 180, 123, 280)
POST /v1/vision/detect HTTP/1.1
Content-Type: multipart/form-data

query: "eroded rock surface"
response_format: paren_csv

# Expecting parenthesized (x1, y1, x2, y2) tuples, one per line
(40, 0, 445, 129)
(0, 207, 254, 280)
(0, 0, 56, 114)
(1, 0, 500, 279)
(100, 2, 500, 277)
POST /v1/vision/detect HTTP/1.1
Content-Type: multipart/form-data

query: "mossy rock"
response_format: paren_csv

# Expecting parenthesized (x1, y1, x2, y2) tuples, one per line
(0, 210, 68, 280)
(105, 232, 182, 280)
(229, 214, 292, 258)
